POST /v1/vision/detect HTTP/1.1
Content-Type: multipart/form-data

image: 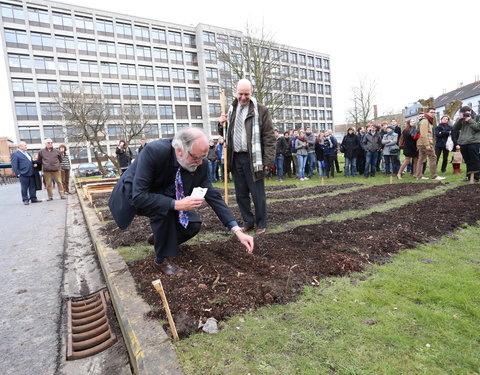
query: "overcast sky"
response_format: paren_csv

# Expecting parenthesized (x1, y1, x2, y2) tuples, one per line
(1, 0, 479, 140)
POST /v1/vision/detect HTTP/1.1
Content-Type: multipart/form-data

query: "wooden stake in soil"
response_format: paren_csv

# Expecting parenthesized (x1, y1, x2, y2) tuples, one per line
(470, 172, 475, 184)
(220, 89, 229, 205)
(390, 175, 393, 184)
(321, 176, 325, 185)
(152, 279, 179, 341)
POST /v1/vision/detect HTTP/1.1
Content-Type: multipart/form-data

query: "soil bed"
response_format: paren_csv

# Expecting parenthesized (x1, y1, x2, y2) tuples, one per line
(127, 184, 479, 338)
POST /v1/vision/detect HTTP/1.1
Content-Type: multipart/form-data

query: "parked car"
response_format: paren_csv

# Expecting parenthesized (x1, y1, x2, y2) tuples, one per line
(103, 160, 117, 173)
(76, 163, 101, 177)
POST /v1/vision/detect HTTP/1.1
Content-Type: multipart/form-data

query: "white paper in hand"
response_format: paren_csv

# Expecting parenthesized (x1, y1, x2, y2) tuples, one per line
(191, 187, 208, 198)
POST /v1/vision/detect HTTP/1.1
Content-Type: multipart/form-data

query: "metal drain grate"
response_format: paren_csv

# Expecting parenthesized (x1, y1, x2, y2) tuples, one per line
(67, 289, 117, 360)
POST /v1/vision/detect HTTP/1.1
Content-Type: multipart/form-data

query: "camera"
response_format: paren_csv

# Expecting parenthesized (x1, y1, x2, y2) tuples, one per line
(463, 112, 471, 118)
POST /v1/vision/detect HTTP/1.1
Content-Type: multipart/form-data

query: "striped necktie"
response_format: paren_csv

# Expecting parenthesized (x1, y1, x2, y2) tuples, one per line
(175, 167, 189, 228)
(233, 105, 245, 152)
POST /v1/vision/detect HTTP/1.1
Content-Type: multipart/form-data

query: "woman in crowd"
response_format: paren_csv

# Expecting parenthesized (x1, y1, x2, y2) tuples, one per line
(340, 127, 360, 177)
(322, 130, 338, 178)
(315, 131, 325, 177)
(116, 140, 132, 175)
(434, 115, 453, 173)
(295, 129, 309, 181)
(397, 119, 418, 179)
(382, 125, 400, 178)
(58, 144, 71, 194)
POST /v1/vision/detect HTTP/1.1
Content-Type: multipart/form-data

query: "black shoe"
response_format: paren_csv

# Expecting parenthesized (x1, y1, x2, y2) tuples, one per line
(152, 260, 185, 275)
(31, 199, 43, 203)
(23, 201, 30, 205)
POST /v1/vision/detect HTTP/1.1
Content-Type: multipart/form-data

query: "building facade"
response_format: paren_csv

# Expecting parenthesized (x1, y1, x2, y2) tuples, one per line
(0, 0, 332, 163)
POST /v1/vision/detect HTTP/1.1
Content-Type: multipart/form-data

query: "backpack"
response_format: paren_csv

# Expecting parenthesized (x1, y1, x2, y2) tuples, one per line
(410, 121, 421, 140)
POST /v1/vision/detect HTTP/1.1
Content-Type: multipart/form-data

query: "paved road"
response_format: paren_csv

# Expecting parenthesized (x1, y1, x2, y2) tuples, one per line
(0, 182, 131, 375)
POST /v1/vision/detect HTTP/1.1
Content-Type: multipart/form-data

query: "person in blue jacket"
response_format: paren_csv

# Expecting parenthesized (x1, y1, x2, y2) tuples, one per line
(10, 141, 42, 205)
(434, 115, 453, 173)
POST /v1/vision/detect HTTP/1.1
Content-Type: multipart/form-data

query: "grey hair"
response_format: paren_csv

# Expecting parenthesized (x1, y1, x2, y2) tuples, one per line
(172, 128, 207, 153)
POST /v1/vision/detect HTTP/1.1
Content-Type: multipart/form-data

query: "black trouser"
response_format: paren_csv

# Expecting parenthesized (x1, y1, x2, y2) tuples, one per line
(19, 175, 37, 202)
(232, 152, 267, 228)
(150, 211, 201, 262)
(357, 152, 366, 175)
(334, 153, 341, 172)
(283, 154, 293, 177)
(435, 146, 449, 172)
(384, 155, 399, 175)
(460, 143, 480, 180)
(324, 154, 335, 177)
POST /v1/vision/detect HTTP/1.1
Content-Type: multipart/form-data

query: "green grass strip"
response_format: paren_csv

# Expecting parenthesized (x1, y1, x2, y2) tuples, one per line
(176, 222, 480, 375)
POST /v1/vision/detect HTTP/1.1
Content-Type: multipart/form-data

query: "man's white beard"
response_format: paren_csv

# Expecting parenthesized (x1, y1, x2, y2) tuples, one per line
(177, 155, 198, 172)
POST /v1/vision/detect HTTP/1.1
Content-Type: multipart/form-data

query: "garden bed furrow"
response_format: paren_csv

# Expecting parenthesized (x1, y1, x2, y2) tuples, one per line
(127, 184, 479, 338)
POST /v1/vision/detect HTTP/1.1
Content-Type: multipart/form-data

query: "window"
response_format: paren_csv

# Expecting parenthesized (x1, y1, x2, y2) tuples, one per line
(103, 83, 120, 97)
(58, 58, 77, 75)
(301, 96, 309, 106)
(281, 65, 289, 75)
(107, 124, 123, 140)
(317, 84, 323, 94)
(207, 86, 219, 99)
(140, 85, 155, 99)
(324, 72, 331, 82)
(311, 110, 318, 120)
(169, 50, 183, 64)
(173, 87, 186, 101)
(271, 49, 279, 59)
(168, 31, 182, 45)
(40, 102, 61, 120)
(108, 104, 122, 117)
(5, 29, 28, 47)
(2, 4, 24, 23)
(209, 103, 221, 116)
(231, 36, 241, 49)
(52, 12, 72, 29)
(294, 109, 301, 119)
(118, 43, 134, 58)
(303, 109, 309, 119)
(324, 59, 330, 69)
(37, 80, 58, 96)
(43, 126, 64, 142)
(75, 16, 94, 32)
(203, 31, 215, 45)
(31, 32, 53, 50)
(79, 60, 99, 76)
(188, 88, 200, 101)
(136, 45, 151, 60)
(98, 41, 116, 57)
(185, 52, 197, 65)
(120, 64, 136, 79)
(19, 128, 41, 143)
(116, 22, 132, 38)
(299, 54, 306, 65)
(12, 78, 34, 96)
(142, 104, 157, 118)
(101, 62, 118, 77)
(325, 85, 331, 95)
(307, 56, 314, 66)
(175, 105, 188, 119)
(300, 68, 307, 79)
(291, 67, 299, 77)
(293, 95, 300, 105)
(155, 67, 169, 81)
(204, 49, 217, 64)
(309, 83, 316, 93)
(316, 71, 323, 81)
(183, 33, 196, 47)
(291, 81, 299, 92)
(135, 25, 149, 40)
(159, 105, 173, 119)
(171, 68, 185, 82)
(142, 124, 159, 138)
(190, 106, 202, 119)
(281, 51, 289, 63)
(55, 35, 75, 52)
(187, 70, 199, 83)
(15, 103, 38, 120)
(206, 67, 218, 81)
(82, 82, 100, 96)
(34, 56, 55, 73)
(97, 19, 114, 35)
(282, 81, 291, 91)
(78, 38, 96, 55)
(308, 70, 315, 80)
(8, 54, 31, 72)
(122, 85, 138, 99)
(310, 96, 317, 106)
(290, 52, 297, 64)
(28, 8, 49, 25)
(315, 57, 322, 68)
(157, 86, 171, 100)
(177, 123, 189, 131)
(318, 98, 325, 107)
(161, 124, 174, 137)
(153, 48, 168, 62)
(326, 110, 332, 119)
(326, 98, 332, 108)
(137, 65, 153, 80)
(152, 28, 166, 43)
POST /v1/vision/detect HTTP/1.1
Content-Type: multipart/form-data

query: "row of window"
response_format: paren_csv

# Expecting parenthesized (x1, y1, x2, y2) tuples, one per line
(279, 108, 333, 120)
(1, 3, 197, 46)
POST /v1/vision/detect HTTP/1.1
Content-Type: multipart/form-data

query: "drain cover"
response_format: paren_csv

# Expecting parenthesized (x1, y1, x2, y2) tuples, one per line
(67, 289, 117, 360)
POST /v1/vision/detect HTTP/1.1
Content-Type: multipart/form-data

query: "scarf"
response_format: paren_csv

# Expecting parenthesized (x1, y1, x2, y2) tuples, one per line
(228, 97, 263, 172)
(424, 113, 434, 124)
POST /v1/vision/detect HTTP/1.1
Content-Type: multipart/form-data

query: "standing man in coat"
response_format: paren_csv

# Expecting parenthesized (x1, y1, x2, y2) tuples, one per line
(274, 129, 287, 182)
(453, 106, 480, 182)
(218, 79, 276, 235)
(37, 138, 65, 200)
(11, 141, 42, 205)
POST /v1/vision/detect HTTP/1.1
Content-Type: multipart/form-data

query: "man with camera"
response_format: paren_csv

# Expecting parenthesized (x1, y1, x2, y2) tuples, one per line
(453, 106, 480, 183)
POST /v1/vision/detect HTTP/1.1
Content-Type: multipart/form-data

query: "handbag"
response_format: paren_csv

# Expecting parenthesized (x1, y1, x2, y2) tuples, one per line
(389, 145, 400, 154)
(446, 135, 454, 152)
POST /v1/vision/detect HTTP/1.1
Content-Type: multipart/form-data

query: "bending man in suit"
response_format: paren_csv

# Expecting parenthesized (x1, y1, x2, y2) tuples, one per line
(109, 128, 254, 275)
(10, 141, 42, 205)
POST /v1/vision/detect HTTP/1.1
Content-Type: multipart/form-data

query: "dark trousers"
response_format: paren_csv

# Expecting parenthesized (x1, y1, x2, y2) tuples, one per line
(232, 152, 267, 228)
(283, 154, 293, 178)
(384, 155, 399, 175)
(19, 175, 37, 202)
(324, 154, 335, 177)
(150, 211, 201, 263)
(365, 151, 379, 177)
(357, 153, 366, 175)
(334, 153, 341, 172)
(460, 143, 480, 180)
(435, 146, 449, 173)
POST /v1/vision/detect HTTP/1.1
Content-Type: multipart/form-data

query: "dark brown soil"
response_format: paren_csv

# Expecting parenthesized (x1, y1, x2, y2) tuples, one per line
(126, 184, 480, 338)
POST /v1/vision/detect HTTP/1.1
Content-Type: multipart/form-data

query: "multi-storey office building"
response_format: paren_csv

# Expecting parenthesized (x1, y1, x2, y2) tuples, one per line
(0, 0, 332, 163)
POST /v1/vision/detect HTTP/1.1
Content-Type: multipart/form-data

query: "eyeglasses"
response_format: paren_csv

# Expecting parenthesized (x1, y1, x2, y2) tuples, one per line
(188, 151, 206, 162)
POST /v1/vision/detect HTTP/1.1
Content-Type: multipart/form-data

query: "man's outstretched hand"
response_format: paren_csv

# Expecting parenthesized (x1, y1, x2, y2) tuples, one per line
(174, 196, 204, 211)
(235, 231, 254, 254)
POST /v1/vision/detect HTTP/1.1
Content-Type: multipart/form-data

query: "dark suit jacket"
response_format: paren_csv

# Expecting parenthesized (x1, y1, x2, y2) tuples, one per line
(109, 139, 235, 230)
(11, 151, 35, 177)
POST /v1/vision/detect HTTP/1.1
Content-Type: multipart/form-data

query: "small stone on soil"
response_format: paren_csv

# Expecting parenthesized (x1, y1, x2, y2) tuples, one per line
(202, 317, 219, 334)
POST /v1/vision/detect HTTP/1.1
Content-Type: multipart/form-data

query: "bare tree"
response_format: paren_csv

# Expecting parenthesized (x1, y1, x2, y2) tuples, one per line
(216, 23, 289, 122)
(347, 77, 377, 128)
(55, 87, 149, 173)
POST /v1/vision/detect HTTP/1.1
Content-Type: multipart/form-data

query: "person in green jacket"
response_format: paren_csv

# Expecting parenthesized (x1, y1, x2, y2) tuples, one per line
(453, 106, 480, 182)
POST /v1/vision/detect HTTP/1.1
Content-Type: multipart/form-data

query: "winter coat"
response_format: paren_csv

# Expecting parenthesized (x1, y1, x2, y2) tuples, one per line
(362, 131, 382, 153)
(305, 132, 316, 153)
(207, 145, 218, 162)
(402, 128, 418, 158)
(116, 147, 132, 168)
(434, 123, 453, 148)
(314, 141, 324, 161)
(340, 133, 360, 159)
(275, 136, 288, 156)
(295, 138, 308, 156)
(453, 118, 480, 145)
(322, 135, 337, 156)
(417, 117, 435, 148)
(381, 132, 399, 155)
